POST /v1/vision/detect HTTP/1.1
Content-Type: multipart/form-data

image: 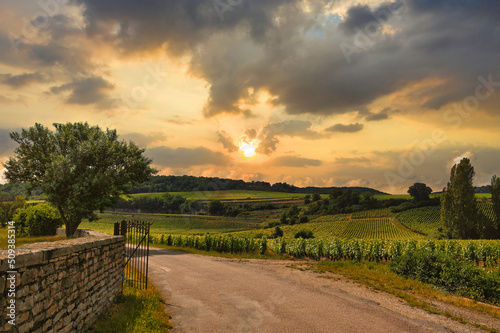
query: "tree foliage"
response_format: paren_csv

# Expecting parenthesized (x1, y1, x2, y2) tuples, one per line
(0, 196, 26, 228)
(441, 158, 480, 239)
(407, 183, 432, 202)
(3, 122, 156, 236)
(13, 203, 62, 236)
(491, 175, 500, 234)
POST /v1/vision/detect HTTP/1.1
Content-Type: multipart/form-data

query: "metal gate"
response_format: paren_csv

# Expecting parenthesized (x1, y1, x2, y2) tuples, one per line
(114, 220, 153, 289)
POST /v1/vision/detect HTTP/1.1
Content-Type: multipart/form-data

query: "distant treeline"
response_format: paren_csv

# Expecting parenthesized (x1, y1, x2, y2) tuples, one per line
(128, 175, 388, 195)
(0, 176, 492, 198)
(0, 182, 43, 199)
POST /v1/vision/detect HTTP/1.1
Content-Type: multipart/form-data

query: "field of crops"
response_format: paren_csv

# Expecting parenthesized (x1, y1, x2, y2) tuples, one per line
(395, 206, 441, 236)
(147, 233, 500, 268)
(479, 201, 496, 220)
(351, 208, 390, 219)
(396, 202, 496, 236)
(230, 216, 420, 240)
(268, 238, 500, 266)
(80, 214, 261, 236)
(127, 190, 302, 202)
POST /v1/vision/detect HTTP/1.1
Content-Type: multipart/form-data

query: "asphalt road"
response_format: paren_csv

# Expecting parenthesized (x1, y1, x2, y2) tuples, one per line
(145, 247, 484, 333)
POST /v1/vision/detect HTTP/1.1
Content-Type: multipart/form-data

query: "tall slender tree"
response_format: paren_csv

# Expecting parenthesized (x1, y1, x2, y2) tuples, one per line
(440, 158, 479, 239)
(491, 175, 500, 233)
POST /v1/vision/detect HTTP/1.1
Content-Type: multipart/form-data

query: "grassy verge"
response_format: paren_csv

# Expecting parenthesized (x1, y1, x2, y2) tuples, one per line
(308, 261, 500, 331)
(87, 269, 172, 333)
(0, 227, 65, 248)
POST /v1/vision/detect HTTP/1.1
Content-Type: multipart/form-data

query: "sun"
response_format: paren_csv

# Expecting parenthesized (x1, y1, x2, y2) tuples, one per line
(239, 140, 258, 158)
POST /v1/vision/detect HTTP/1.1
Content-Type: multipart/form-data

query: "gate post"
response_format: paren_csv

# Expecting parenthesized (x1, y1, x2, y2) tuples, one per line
(121, 220, 127, 236)
(113, 222, 120, 236)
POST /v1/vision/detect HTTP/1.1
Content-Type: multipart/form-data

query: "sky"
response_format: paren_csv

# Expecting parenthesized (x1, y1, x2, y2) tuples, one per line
(0, 0, 500, 194)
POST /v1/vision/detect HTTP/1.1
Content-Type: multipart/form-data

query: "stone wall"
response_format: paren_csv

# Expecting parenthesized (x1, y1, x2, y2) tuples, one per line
(0, 230, 125, 333)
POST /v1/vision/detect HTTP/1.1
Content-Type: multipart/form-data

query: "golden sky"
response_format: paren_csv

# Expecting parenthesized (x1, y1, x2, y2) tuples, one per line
(1, 0, 500, 193)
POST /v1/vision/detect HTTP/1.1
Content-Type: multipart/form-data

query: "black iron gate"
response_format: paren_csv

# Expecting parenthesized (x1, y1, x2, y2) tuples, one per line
(114, 220, 153, 289)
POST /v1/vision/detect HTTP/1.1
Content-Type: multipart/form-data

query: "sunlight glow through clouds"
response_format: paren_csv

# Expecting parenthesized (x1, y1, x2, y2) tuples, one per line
(239, 139, 259, 158)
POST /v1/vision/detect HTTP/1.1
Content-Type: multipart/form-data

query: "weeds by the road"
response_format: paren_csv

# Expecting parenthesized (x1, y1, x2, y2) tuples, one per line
(311, 261, 500, 332)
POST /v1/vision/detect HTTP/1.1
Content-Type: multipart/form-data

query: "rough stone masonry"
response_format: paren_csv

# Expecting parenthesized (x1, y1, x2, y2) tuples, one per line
(0, 229, 125, 333)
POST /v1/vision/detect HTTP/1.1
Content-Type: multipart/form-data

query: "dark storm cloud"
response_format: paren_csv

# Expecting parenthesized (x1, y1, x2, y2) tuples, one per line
(147, 146, 230, 168)
(4, 0, 500, 118)
(266, 156, 322, 168)
(0, 72, 48, 88)
(71, 0, 289, 55)
(48, 76, 117, 108)
(326, 123, 364, 133)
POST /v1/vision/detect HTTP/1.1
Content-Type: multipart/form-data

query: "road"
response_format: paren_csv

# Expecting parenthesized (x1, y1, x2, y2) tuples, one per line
(145, 247, 485, 333)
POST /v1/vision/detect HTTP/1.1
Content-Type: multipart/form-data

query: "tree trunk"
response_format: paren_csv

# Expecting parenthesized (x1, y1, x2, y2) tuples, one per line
(65, 222, 78, 237)
(57, 206, 79, 237)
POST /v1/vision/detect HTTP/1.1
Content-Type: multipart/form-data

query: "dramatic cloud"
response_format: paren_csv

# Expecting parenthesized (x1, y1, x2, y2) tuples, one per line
(1, 1, 500, 192)
(244, 128, 257, 140)
(0, 72, 49, 88)
(326, 123, 364, 133)
(255, 120, 326, 155)
(217, 130, 238, 153)
(335, 157, 370, 164)
(365, 107, 397, 121)
(48, 76, 117, 108)
(147, 146, 231, 168)
(266, 156, 322, 168)
(121, 132, 167, 149)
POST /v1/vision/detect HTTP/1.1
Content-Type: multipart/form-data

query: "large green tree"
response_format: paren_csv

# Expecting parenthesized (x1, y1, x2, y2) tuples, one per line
(440, 158, 479, 239)
(407, 182, 432, 202)
(3, 122, 157, 236)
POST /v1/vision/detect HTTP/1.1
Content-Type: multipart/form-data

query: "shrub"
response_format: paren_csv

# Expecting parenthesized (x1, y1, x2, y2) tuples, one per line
(259, 237, 267, 254)
(299, 215, 309, 224)
(294, 230, 314, 239)
(13, 203, 62, 236)
(391, 247, 500, 305)
(390, 202, 416, 213)
(271, 226, 284, 238)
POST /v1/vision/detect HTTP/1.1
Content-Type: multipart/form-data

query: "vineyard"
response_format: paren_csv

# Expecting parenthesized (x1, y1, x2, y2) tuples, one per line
(148, 233, 500, 268)
(80, 214, 261, 235)
(228, 217, 421, 240)
(395, 206, 441, 236)
(396, 202, 496, 236)
(269, 238, 500, 266)
(479, 202, 496, 223)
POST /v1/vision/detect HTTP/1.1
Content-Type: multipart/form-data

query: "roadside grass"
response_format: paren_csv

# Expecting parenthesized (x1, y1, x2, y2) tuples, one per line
(87, 268, 172, 333)
(309, 261, 500, 330)
(144, 242, 500, 330)
(0, 227, 65, 249)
